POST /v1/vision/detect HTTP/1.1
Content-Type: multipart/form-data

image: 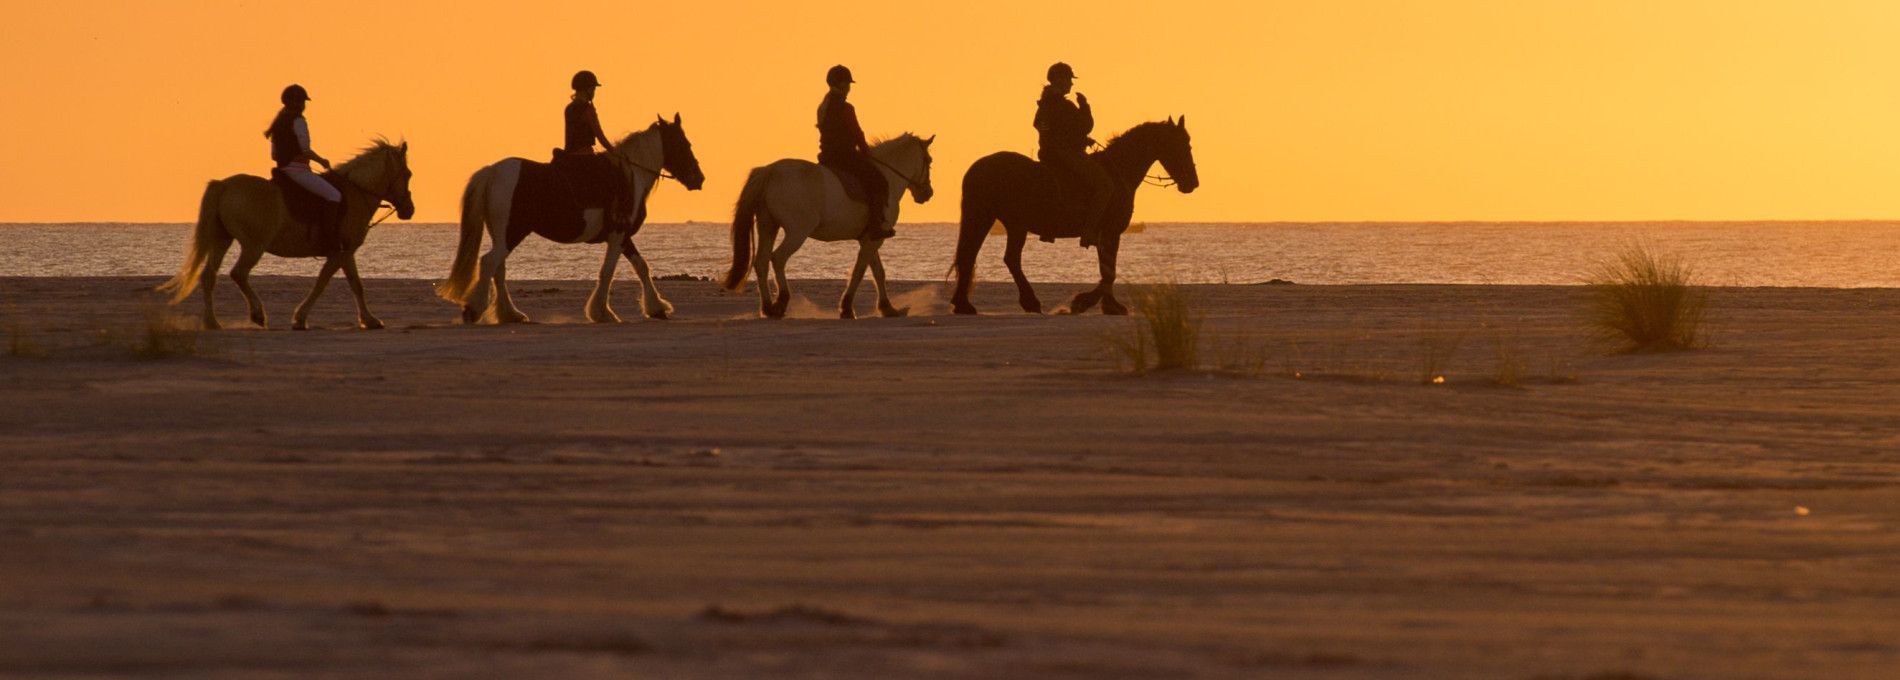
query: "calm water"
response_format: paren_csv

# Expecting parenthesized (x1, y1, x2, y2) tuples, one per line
(3, 222, 1895, 287)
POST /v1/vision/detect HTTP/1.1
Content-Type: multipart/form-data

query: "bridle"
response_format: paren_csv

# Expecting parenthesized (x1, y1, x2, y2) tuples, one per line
(1092, 138, 1178, 188)
(620, 129, 681, 182)
(868, 150, 929, 192)
(335, 151, 408, 227)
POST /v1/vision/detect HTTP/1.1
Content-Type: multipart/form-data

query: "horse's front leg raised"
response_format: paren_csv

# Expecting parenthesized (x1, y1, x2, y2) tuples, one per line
(868, 246, 906, 317)
(1065, 231, 1119, 315)
(292, 257, 343, 330)
(840, 246, 871, 319)
(620, 236, 673, 320)
(587, 237, 625, 323)
(339, 254, 384, 330)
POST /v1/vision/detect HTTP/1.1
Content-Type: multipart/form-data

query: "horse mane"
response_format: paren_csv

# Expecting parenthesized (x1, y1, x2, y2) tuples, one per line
(335, 137, 405, 176)
(615, 119, 672, 149)
(1100, 121, 1177, 150)
(870, 132, 920, 148)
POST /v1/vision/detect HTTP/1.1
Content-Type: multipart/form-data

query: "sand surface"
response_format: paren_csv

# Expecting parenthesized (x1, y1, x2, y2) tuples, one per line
(1, 276, 1896, 679)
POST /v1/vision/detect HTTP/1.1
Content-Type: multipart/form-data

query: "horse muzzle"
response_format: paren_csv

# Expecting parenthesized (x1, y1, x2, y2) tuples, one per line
(394, 194, 417, 220)
(913, 186, 935, 203)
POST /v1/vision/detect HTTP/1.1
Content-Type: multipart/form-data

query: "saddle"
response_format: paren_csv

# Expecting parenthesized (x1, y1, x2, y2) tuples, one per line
(507, 151, 634, 244)
(269, 168, 335, 228)
(832, 167, 871, 205)
(1033, 157, 1110, 242)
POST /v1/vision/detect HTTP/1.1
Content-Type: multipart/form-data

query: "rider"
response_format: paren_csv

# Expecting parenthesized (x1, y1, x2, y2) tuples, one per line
(817, 65, 893, 240)
(1034, 62, 1113, 248)
(562, 70, 631, 228)
(264, 84, 344, 250)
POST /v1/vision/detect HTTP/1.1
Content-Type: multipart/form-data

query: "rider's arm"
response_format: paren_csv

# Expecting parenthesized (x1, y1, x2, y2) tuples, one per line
(1076, 94, 1094, 135)
(845, 103, 871, 154)
(589, 106, 615, 153)
(294, 118, 330, 169)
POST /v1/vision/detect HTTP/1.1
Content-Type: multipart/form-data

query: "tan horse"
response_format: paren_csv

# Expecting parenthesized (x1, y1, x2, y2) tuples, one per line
(156, 141, 416, 330)
(722, 134, 934, 318)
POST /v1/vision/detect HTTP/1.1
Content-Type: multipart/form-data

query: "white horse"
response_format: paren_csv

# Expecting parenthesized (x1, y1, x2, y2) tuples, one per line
(438, 115, 705, 324)
(721, 133, 935, 318)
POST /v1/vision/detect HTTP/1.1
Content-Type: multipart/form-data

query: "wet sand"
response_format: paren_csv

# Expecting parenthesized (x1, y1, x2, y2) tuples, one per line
(1, 276, 1896, 679)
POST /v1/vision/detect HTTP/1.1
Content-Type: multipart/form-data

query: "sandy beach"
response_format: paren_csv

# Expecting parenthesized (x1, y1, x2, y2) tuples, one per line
(0, 276, 1895, 679)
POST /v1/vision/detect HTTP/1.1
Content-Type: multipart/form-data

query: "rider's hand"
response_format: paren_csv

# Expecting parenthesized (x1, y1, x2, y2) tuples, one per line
(316, 158, 332, 170)
(1076, 93, 1089, 107)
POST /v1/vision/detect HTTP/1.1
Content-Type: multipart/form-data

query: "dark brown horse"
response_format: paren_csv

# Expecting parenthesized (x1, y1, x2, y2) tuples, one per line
(950, 117, 1198, 315)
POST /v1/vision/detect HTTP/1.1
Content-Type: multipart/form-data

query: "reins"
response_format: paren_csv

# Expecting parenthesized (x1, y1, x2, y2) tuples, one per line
(869, 152, 928, 191)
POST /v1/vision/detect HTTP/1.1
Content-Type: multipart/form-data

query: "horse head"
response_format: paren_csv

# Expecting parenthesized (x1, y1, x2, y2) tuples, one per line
(341, 139, 416, 219)
(1101, 118, 1198, 194)
(875, 133, 936, 204)
(656, 113, 706, 191)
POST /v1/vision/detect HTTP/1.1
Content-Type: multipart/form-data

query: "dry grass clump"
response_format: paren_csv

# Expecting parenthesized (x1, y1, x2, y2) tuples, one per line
(1106, 282, 1203, 372)
(1586, 244, 1706, 352)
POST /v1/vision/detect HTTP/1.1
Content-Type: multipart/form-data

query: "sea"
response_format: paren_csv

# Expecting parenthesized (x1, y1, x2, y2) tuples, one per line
(2, 222, 1895, 287)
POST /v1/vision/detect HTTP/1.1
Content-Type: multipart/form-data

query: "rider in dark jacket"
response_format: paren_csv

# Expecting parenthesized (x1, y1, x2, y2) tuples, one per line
(1034, 62, 1113, 248)
(817, 65, 893, 240)
(561, 70, 631, 228)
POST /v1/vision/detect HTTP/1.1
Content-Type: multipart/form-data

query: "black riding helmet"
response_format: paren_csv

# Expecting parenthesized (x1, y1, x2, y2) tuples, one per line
(1047, 62, 1077, 82)
(281, 84, 311, 104)
(572, 70, 601, 90)
(827, 65, 854, 87)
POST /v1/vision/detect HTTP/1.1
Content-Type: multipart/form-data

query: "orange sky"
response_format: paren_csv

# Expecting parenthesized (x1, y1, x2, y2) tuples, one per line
(3, 1, 1899, 223)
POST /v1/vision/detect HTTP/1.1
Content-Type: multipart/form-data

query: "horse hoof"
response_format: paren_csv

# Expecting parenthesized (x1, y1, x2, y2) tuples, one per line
(840, 310, 856, 320)
(461, 308, 480, 324)
(880, 306, 909, 318)
(360, 319, 386, 330)
(1102, 301, 1129, 316)
(953, 303, 978, 316)
(204, 319, 222, 331)
(645, 310, 669, 321)
(1021, 301, 1042, 314)
(292, 320, 309, 331)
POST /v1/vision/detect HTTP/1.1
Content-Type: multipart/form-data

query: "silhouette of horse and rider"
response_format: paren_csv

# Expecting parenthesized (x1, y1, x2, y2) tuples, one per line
(161, 62, 1198, 328)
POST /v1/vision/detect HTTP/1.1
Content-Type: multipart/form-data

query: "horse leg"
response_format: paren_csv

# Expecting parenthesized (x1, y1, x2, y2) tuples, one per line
(840, 244, 870, 319)
(464, 246, 505, 324)
(1098, 233, 1128, 316)
(1002, 228, 1040, 314)
(198, 237, 233, 330)
(587, 237, 624, 324)
(869, 247, 906, 318)
(766, 229, 806, 319)
(339, 254, 384, 330)
(620, 237, 673, 320)
(492, 260, 530, 324)
(228, 245, 268, 328)
(950, 213, 990, 315)
(291, 257, 342, 330)
(753, 217, 778, 317)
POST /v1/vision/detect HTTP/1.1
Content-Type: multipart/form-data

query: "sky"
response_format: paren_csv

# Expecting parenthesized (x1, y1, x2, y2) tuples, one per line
(2, 0, 1899, 223)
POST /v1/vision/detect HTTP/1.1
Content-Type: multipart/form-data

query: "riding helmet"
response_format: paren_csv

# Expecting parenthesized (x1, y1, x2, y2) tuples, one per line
(281, 84, 311, 104)
(1047, 62, 1077, 82)
(826, 65, 854, 87)
(572, 70, 602, 90)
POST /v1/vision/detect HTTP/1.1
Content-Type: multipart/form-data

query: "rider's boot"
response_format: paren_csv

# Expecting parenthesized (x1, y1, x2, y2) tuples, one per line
(323, 200, 351, 255)
(860, 200, 894, 241)
(1078, 186, 1108, 249)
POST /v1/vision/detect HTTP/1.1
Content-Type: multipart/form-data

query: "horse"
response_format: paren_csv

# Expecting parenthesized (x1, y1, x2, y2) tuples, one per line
(950, 117, 1199, 316)
(438, 114, 706, 324)
(721, 133, 935, 319)
(155, 140, 416, 330)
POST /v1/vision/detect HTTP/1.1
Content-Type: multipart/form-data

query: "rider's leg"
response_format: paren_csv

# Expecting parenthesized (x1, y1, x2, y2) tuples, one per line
(856, 155, 892, 240)
(286, 166, 346, 253)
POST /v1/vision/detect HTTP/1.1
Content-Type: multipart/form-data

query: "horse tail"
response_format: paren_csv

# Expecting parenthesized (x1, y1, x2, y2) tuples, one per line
(948, 163, 993, 288)
(155, 179, 227, 304)
(437, 165, 491, 303)
(722, 166, 770, 291)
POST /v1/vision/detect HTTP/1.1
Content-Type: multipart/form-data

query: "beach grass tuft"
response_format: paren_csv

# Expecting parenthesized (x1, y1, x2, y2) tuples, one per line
(1106, 282, 1203, 372)
(1586, 244, 1706, 352)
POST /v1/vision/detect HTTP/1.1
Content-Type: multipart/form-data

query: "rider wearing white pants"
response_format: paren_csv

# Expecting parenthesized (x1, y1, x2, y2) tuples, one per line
(265, 84, 345, 251)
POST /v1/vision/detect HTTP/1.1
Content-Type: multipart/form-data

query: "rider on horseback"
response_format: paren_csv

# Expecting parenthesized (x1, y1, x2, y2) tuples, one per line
(1034, 62, 1113, 249)
(818, 65, 894, 240)
(265, 84, 345, 252)
(560, 70, 633, 229)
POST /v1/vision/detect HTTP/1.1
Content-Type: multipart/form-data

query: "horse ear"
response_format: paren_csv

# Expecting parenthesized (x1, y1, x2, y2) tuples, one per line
(673, 112, 682, 125)
(400, 140, 409, 152)
(656, 114, 666, 125)
(1177, 115, 1187, 128)
(1166, 116, 1174, 126)
(924, 134, 936, 147)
